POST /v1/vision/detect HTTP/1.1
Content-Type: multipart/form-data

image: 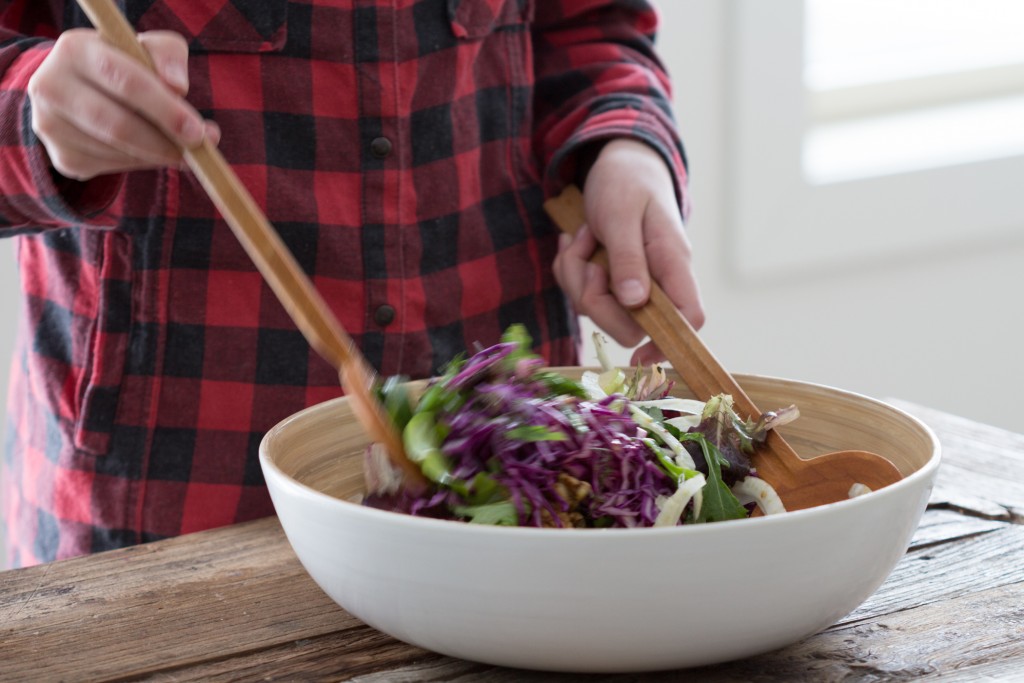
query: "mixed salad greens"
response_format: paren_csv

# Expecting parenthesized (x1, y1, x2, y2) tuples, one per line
(362, 325, 798, 528)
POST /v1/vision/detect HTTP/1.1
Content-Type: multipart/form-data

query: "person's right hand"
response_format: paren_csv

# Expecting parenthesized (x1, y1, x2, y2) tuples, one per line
(27, 29, 220, 181)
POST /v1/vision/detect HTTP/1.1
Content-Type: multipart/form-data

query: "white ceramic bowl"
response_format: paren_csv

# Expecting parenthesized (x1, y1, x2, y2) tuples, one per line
(260, 370, 940, 673)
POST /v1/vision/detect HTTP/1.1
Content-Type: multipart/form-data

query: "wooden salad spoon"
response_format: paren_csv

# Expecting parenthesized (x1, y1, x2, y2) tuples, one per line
(544, 185, 903, 511)
(76, 0, 428, 492)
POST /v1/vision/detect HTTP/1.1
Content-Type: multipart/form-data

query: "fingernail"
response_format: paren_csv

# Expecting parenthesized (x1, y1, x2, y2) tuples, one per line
(181, 115, 204, 147)
(617, 278, 646, 307)
(205, 121, 221, 146)
(166, 61, 189, 92)
(558, 233, 572, 250)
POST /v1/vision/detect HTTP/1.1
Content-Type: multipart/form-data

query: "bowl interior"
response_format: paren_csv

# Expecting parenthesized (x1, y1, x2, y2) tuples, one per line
(264, 369, 938, 505)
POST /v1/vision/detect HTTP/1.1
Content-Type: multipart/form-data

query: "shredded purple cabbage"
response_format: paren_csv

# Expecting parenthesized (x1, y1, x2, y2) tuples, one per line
(364, 339, 678, 528)
(444, 387, 674, 527)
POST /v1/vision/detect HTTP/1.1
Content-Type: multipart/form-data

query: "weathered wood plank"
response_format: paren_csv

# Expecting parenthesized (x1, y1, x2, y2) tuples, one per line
(137, 626, 443, 683)
(908, 507, 1008, 549)
(892, 400, 1024, 522)
(839, 524, 1024, 626)
(31, 521, 1014, 683)
(928, 482, 1012, 520)
(117, 520, 1024, 679)
(729, 579, 1024, 682)
(124, 524, 1024, 682)
(0, 518, 353, 682)
(341, 579, 1024, 683)
(930, 463, 1024, 521)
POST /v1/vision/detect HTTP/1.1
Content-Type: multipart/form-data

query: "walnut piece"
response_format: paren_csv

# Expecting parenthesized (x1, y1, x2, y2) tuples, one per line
(541, 473, 593, 528)
(554, 473, 592, 507)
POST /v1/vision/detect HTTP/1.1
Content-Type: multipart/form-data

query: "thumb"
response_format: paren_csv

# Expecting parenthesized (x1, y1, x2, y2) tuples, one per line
(138, 30, 191, 96)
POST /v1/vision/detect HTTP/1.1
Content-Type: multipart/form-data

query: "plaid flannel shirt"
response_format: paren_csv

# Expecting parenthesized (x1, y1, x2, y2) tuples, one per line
(0, 0, 688, 567)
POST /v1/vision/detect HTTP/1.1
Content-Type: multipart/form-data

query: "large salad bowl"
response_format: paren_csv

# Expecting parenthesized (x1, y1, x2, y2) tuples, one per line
(259, 369, 940, 672)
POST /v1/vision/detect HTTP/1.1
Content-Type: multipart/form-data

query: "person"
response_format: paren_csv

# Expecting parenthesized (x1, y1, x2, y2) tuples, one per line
(0, 0, 703, 567)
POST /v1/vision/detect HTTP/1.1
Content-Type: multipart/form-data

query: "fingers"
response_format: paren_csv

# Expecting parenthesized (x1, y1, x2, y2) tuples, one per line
(641, 197, 706, 331)
(630, 340, 667, 367)
(27, 29, 213, 181)
(74, 35, 206, 148)
(36, 77, 184, 167)
(553, 224, 648, 348)
(553, 225, 598, 313)
(552, 137, 707, 360)
(584, 183, 651, 309)
(580, 262, 647, 348)
(138, 31, 191, 96)
(553, 216, 699, 354)
(30, 103, 166, 179)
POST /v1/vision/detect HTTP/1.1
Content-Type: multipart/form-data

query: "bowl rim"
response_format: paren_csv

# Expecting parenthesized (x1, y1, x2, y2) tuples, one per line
(259, 372, 942, 539)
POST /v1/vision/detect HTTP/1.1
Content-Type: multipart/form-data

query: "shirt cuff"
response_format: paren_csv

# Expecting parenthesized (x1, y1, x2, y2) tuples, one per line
(543, 105, 691, 223)
(0, 44, 124, 231)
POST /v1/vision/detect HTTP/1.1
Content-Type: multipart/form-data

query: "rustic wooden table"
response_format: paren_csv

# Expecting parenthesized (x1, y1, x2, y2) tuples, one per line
(2, 401, 1023, 682)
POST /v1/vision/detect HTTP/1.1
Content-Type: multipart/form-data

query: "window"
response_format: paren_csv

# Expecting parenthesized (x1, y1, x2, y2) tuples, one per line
(730, 0, 1024, 280)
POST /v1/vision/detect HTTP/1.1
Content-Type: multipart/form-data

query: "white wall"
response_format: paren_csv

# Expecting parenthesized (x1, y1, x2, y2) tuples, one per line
(587, 1, 1024, 434)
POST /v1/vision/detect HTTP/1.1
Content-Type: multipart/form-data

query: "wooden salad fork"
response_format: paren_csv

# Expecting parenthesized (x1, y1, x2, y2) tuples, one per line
(76, 0, 427, 492)
(544, 185, 904, 511)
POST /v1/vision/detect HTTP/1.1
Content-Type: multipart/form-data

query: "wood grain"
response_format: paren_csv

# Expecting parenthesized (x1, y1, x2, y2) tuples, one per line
(839, 524, 1024, 625)
(342, 532, 1024, 683)
(134, 627, 441, 683)
(890, 400, 1024, 522)
(908, 507, 1008, 549)
(0, 518, 352, 682)
(340, 579, 1024, 682)
(3, 499, 1018, 682)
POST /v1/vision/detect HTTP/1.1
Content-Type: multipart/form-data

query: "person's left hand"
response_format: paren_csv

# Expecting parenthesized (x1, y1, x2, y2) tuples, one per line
(552, 138, 705, 366)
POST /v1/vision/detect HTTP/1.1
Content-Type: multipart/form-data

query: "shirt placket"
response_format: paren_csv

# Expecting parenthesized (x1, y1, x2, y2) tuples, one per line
(355, 0, 405, 374)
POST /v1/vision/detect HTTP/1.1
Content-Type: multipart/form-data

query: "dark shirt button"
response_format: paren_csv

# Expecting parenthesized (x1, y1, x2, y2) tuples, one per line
(370, 136, 392, 159)
(374, 304, 396, 327)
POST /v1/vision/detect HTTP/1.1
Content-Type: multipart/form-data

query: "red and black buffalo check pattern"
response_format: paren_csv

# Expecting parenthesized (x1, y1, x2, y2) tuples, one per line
(0, 0, 688, 566)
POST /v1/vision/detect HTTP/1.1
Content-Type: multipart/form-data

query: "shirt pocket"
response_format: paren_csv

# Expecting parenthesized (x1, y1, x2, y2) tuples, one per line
(132, 0, 288, 53)
(74, 231, 133, 456)
(447, 0, 533, 40)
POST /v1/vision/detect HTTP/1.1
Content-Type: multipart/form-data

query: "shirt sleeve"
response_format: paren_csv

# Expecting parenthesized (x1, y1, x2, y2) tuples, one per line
(532, 1, 690, 218)
(0, 28, 124, 235)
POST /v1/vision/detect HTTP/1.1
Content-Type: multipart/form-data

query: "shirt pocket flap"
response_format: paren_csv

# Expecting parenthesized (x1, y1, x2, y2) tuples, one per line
(447, 0, 532, 40)
(132, 0, 288, 53)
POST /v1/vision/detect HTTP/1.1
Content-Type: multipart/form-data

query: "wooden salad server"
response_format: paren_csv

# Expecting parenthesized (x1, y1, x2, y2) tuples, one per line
(76, 0, 428, 492)
(544, 185, 903, 511)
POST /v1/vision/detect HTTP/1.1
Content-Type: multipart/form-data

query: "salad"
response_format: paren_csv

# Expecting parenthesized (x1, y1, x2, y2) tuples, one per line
(362, 325, 797, 528)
